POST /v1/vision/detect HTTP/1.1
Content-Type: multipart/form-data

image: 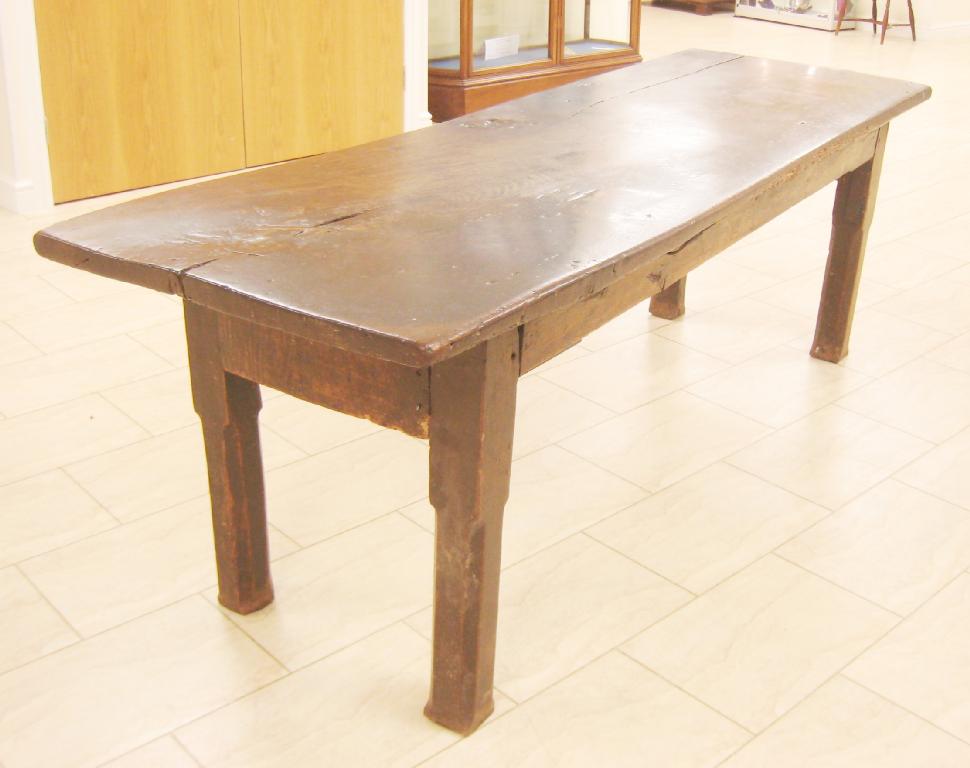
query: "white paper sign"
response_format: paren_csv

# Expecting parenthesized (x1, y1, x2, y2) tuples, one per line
(484, 34, 520, 62)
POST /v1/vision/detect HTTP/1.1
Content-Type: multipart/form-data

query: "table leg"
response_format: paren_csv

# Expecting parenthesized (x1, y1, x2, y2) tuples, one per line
(650, 277, 687, 320)
(424, 330, 519, 735)
(811, 125, 888, 363)
(185, 302, 273, 614)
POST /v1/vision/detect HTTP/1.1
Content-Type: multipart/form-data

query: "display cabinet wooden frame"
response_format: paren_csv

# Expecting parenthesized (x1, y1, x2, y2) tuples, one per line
(429, 0, 641, 121)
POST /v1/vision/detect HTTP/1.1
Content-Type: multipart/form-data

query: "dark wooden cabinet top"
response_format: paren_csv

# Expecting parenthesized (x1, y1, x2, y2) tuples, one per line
(34, 50, 929, 366)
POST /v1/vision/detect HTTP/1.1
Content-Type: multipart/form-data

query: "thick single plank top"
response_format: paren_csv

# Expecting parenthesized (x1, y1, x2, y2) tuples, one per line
(35, 50, 929, 366)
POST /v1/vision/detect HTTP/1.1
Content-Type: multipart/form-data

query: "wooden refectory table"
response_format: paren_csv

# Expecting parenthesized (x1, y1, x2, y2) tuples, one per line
(34, 50, 929, 735)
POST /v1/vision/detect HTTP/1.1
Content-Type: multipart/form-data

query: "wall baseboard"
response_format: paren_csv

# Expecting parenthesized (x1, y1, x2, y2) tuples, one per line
(0, 173, 52, 214)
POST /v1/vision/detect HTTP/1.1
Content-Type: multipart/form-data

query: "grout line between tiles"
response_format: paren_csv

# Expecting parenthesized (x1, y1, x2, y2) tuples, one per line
(772, 552, 905, 619)
(13, 562, 82, 642)
(579, 531, 698, 598)
(841, 675, 970, 750)
(618, 648, 757, 736)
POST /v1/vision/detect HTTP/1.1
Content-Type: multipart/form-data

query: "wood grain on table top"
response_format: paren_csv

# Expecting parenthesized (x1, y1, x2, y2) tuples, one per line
(34, 50, 930, 366)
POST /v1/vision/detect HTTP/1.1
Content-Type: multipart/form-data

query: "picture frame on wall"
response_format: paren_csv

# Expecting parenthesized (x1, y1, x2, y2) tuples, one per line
(735, 0, 858, 31)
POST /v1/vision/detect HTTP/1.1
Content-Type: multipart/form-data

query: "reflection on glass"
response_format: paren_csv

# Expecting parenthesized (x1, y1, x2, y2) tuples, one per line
(472, 0, 550, 71)
(563, 0, 632, 57)
(429, 0, 461, 70)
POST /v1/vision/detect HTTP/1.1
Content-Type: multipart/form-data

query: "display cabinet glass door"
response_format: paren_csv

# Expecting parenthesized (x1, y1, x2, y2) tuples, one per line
(563, 0, 633, 58)
(429, 0, 463, 70)
(472, 0, 551, 71)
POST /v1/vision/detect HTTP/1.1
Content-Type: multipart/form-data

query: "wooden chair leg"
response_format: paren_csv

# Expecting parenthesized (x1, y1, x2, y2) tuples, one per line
(424, 330, 519, 735)
(880, 0, 891, 43)
(811, 126, 888, 363)
(834, 0, 845, 35)
(908, 0, 916, 40)
(871, 0, 878, 33)
(649, 277, 687, 320)
(185, 302, 273, 615)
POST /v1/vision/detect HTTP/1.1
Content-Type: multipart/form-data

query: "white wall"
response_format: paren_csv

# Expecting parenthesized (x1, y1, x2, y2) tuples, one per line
(897, 0, 970, 30)
(0, 0, 54, 213)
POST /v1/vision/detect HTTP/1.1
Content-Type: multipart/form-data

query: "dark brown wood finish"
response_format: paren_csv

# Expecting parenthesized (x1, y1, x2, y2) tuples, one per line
(650, 278, 687, 320)
(835, 0, 916, 44)
(425, 330, 519, 734)
(812, 125, 889, 363)
(651, 0, 735, 16)
(184, 301, 273, 615)
(34, 52, 929, 369)
(33, 52, 930, 736)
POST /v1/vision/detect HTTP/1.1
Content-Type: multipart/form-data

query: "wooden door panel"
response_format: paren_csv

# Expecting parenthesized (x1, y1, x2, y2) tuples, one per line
(239, 0, 404, 167)
(35, 0, 245, 203)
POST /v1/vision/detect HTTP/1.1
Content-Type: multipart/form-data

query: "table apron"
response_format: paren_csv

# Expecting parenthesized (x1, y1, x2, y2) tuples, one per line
(211, 307, 431, 438)
(519, 125, 882, 373)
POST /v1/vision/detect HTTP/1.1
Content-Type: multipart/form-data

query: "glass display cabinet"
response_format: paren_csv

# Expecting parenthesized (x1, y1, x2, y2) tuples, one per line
(429, 0, 641, 121)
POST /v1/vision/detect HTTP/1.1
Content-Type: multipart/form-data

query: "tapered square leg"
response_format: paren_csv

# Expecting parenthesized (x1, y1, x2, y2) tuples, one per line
(811, 126, 888, 363)
(649, 277, 687, 320)
(424, 330, 519, 735)
(185, 302, 273, 615)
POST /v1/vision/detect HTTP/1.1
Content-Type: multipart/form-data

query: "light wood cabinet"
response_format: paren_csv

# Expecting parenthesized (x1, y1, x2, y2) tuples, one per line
(35, 0, 245, 203)
(240, 0, 404, 167)
(34, 1, 404, 203)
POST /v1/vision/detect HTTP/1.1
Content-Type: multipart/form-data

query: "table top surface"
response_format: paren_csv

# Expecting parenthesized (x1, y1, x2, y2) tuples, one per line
(34, 50, 929, 366)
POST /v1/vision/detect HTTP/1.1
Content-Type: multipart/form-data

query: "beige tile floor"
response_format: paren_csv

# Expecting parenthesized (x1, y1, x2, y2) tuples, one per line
(1, 6, 969, 767)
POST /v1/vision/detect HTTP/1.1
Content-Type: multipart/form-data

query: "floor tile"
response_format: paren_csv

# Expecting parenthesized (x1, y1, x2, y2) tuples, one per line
(0, 322, 40, 366)
(41, 267, 138, 302)
(101, 737, 199, 768)
(0, 276, 71, 321)
(818, 308, 953, 377)
(259, 394, 382, 455)
(540, 333, 727, 412)
(900, 214, 970, 261)
(401, 445, 645, 568)
(837, 358, 970, 443)
(21, 499, 298, 637)
(561, 391, 770, 492)
(101, 367, 195, 435)
(8, 291, 181, 353)
(177, 624, 462, 768)
(0, 566, 76, 675)
(721, 676, 970, 768)
(862, 237, 967, 290)
(925, 331, 970, 373)
(898, 427, 970, 510)
(511, 377, 613, 458)
(723, 226, 831, 280)
(728, 406, 931, 510)
(655, 298, 814, 364)
(624, 555, 897, 731)
(589, 463, 827, 594)
(688, 346, 870, 428)
(0, 336, 171, 417)
(210, 514, 432, 671)
(128, 320, 189, 367)
(264, 430, 428, 546)
(421, 652, 749, 768)
(0, 395, 148, 486)
(0, 470, 116, 567)
(846, 575, 970, 743)
(0, 597, 284, 768)
(681, 258, 781, 313)
(408, 535, 690, 702)
(779, 480, 970, 615)
(874, 277, 970, 335)
(65, 424, 304, 522)
(754, 269, 896, 318)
